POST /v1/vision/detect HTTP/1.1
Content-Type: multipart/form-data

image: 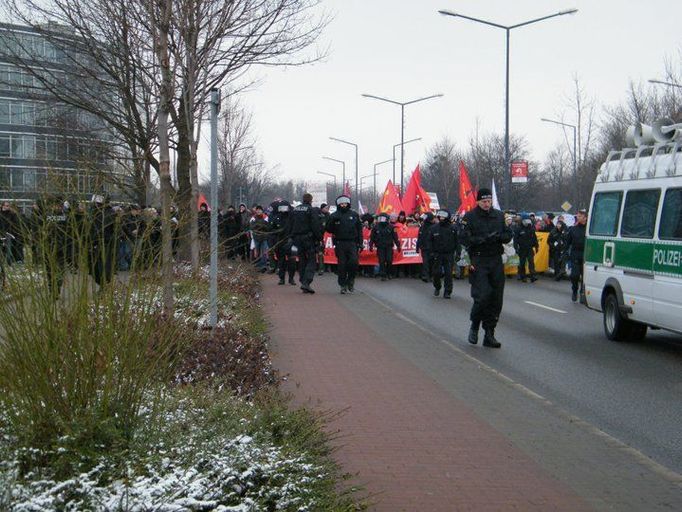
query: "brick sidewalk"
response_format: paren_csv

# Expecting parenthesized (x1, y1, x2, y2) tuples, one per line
(263, 276, 591, 511)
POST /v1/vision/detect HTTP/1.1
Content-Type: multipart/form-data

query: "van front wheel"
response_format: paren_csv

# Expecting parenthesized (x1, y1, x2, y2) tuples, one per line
(603, 293, 629, 341)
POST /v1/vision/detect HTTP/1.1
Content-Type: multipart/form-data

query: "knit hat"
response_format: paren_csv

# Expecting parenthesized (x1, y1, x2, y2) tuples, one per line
(476, 188, 492, 201)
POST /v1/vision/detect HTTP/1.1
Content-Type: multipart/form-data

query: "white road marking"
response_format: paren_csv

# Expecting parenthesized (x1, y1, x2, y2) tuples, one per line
(524, 300, 567, 314)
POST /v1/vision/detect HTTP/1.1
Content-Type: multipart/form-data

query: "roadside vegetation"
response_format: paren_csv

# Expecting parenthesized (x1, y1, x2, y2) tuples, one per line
(0, 238, 361, 510)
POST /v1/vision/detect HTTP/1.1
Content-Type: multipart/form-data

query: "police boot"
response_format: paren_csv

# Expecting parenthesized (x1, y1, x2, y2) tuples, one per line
(433, 287, 440, 297)
(443, 292, 451, 299)
(301, 283, 315, 294)
(468, 325, 479, 345)
(289, 276, 296, 286)
(340, 286, 347, 294)
(278, 277, 285, 285)
(483, 330, 501, 348)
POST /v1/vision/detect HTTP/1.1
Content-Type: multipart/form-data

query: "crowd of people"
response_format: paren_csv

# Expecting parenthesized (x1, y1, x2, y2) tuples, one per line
(0, 192, 587, 342)
(221, 190, 587, 348)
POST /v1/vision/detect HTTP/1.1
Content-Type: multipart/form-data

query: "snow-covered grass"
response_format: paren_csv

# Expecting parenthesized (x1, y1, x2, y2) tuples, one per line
(0, 387, 357, 511)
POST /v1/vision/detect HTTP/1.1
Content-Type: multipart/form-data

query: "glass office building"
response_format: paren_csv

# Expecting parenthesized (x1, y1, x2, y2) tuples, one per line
(0, 22, 126, 210)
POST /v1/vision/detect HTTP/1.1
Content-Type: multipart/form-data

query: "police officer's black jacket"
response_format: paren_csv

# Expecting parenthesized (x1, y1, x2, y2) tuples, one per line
(416, 218, 434, 252)
(548, 226, 567, 252)
(288, 202, 322, 241)
(565, 222, 586, 258)
(325, 208, 362, 245)
(270, 211, 291, 242)
(35, 206, 68, 264)
(370, 222, 399, 249)
(460, 206, 513, 257)
(429, 221, 460, 254)
(513, 223, 538, 252)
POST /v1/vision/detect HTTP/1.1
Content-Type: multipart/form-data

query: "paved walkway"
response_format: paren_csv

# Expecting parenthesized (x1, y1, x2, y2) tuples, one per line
(263, 275, 594, 511)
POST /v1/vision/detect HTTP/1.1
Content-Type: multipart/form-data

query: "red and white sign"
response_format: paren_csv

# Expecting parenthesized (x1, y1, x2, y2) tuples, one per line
(323, 226, 423, 266)
(511, 161, 529, 183)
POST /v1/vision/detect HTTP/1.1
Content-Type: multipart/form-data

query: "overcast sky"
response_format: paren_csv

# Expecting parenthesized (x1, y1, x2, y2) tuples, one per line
(201, 0, 681, 191)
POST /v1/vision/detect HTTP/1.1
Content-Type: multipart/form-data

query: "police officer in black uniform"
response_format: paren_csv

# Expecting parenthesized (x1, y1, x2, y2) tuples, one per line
(369, 212, 399, 281)
(325, 195, 362, 294)
(288, 193, 322, 294)
(90, 194, 117, 288)
(416, 212, 435, 282)
(513, 215, 539, 283)
(565, 208, 587, 302)
(35, 196, 69, 299)
(460, 188, 513, 348)
(429, 209, 460, 299)
(271, 200, 297, 286)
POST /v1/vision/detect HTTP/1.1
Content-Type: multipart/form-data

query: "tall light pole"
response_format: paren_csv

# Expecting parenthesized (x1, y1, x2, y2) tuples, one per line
(317, 170, 337, 202)
(439, 8, 578, 208)
(392, 137, 422, 184)
(362, 94, 443, 195)
(330, 137, 358, 208)
(322, 156, 345, 187)
(541, 117, 577, 190)
(373, 158, 393, 207)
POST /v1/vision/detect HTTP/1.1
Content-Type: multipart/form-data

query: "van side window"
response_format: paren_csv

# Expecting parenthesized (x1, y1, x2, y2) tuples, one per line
(589, 191, 622, 236)
(659, 188, 682, 240)
(621, 189, 660, 239)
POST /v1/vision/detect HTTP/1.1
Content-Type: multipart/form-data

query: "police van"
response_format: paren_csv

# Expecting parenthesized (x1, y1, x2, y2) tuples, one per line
(584, 117, 682, 340)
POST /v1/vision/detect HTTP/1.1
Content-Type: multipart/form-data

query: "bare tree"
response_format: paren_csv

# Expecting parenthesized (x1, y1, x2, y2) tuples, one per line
(421, 137, 461, 209)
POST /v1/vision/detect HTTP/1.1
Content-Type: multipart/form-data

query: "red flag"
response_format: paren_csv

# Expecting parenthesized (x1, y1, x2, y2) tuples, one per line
(416, 183, 431, 214)
(402, 164, 422, 215)
(376, 180, 403, 215)
(197, 192, 210, 211)
(342, 181, 351, 197)
(457, 161, 477, 214)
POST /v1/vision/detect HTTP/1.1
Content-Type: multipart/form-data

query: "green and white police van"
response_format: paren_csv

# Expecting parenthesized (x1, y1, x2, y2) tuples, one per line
(584, 118, 682, 340)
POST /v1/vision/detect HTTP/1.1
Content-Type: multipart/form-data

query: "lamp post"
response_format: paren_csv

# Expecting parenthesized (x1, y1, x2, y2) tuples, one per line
(439, 8, 577, 208)
(541, 117, 577, 189)
(317, 171, 337, 202)
(392, 137, 422, 184)
(362, 94, 443, 195)
(322, 156, 345, 187)
(330, 137, 358, 208)
(373, 158, 393, 207)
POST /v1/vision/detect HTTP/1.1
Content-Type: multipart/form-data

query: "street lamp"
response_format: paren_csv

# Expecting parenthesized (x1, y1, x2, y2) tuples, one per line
(648, 78, 682, 89)
(330, 137, 358, 208)
(541, 117, 577, 190)
(322, 156, 345, 186)
(373, 158, 393, 206)
(362, 94, 443, 195)
(317, 170, 337, 188)
(439, 7, 578, 207)
(392, 137, 422, 183)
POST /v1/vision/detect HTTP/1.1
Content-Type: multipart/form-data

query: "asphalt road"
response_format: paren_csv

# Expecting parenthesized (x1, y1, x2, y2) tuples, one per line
(351, 271, 682, 475)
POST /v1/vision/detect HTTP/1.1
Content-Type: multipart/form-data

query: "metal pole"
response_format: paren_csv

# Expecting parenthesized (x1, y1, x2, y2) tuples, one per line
(400, 104, 405, 196)
(373, 163, 377, 208)
(209, 88, 221, 329)
(572, 124, 577, 193)
(342, 162, 345, 188)
(355, 145, 359, 210)
(505, 28, 511, 209)
(392, 145, 396, 184)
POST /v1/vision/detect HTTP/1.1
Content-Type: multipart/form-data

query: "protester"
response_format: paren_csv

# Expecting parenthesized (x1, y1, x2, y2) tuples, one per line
(249, 205, 270, 273)
(565, 209, 587, 302)
(316, 203, 330, 275)
(326, 195, 362, 294)
(513, 214, 539, 283)
(198, 202, 210, 240)
(548, 220, 568, 280)
(460, 188, 513, 348)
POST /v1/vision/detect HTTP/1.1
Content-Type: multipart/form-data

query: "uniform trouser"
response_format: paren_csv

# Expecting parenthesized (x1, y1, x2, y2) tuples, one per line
(276, 245, 296, 281)
(518, 249, 536, 278)
(432, 252, 454, 293)
(469, 255, 506, 332)
(335, 240, 358, 288)
(553, 250, 566, 276)
(570, 255, 584, 293)
(295, 238, 317, 286)
(420, 249, 431, 279)
(44, 257, 64, 299)
(377, 246, 393, 277)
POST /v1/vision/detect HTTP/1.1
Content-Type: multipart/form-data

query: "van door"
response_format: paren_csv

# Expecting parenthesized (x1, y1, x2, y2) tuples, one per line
(654, 188, 682, 332)
(618, 189, 660, 325)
